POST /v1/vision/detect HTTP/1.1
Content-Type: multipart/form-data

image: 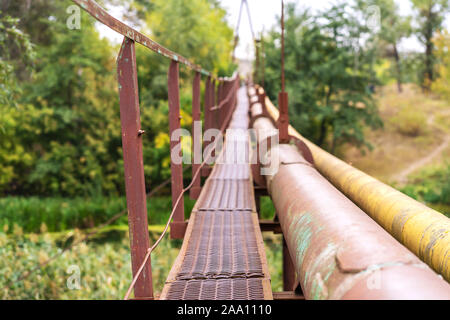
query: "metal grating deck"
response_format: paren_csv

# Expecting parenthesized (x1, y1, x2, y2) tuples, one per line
(160, 87, 272, 300)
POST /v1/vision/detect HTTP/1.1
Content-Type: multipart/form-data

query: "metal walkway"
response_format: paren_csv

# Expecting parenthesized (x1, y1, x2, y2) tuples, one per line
(160, 87, 272, 300)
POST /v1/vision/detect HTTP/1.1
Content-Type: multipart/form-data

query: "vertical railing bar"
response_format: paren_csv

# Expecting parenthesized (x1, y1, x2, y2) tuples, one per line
(117, 37, 153, 299)
(212, 79, 217, 130)
(202, 76, 212, 178)
(190, 72, 202, 199)
(168, 60, 185, 239)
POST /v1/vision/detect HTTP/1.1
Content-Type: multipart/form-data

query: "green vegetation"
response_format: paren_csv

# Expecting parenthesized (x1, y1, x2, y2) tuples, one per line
(0, 228, 181, 299)
(411, 0, 449, 89)
(390, 107, 427, 136)
(400, 165, 450, 217)
(0, 196, 196, 234)
(0, 226, 283, 299)
(0, 0, 234, 197)
(262, 3, 383, 153)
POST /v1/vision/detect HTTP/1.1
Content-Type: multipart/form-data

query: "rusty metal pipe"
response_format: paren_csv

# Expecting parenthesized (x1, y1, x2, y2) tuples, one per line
(250, 97, 450, 299)
(259, 89, 450, 282)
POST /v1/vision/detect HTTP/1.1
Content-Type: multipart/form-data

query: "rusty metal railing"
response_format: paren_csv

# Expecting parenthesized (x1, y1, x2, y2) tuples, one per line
(73, 0, 239, 299)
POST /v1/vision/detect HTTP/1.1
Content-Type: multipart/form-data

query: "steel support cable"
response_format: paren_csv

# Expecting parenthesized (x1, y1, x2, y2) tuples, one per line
(234, 0, 245, 37)
(123, 78, 239, 300)
(232, 0, 256, 58)
(244, 0, 256, 42)
(0, 165, 191, 294)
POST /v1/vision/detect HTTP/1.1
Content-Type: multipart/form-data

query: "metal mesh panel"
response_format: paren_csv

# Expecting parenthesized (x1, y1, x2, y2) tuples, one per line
(165, 278, 265, 300)
(161, 87, 270, 300)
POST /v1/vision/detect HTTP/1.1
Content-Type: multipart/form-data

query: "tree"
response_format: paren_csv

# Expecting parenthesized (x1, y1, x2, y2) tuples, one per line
(263, 3, 382, 152)
(136, 0, 234, 75)
(0, 0, 236, 196)
(431, 30, 450, 100)
(0, 13, 36, 193)
(411, 0, 449, 89)
(356, 0, 411, 92)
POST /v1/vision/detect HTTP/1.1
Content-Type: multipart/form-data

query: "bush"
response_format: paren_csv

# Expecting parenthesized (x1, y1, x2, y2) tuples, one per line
(400, 164, 450, 217)
(391, 108, 426, 136)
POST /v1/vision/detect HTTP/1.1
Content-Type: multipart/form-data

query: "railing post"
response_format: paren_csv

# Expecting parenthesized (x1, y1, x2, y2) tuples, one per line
(204, 76, 212, 135)
(283, 237, 296, 291)
(202, 76, 213, 178)
(168, 60, 186, 239)
(190, 72, 202, 199)
(278, 92, 289, 143)
(117, 37, 153, 299)
(217, 80, 224, 129)
(212, 79, 217, 130)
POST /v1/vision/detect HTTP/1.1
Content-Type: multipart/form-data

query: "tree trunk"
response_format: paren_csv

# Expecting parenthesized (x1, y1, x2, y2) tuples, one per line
(393, 44, 402, 93)
(424, 7, 434, 90)
(317, 118, 328, 147)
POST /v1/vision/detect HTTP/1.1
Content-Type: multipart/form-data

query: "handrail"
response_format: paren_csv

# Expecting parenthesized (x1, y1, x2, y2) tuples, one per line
(72, 0, 213, 77)
(209, 75, 239, 111)
(260, 87, 450, 282)
(73, 0, 239, 299)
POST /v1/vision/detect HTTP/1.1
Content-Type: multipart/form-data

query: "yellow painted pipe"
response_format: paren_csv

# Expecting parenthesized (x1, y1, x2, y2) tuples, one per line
(262, 90, 450, 282)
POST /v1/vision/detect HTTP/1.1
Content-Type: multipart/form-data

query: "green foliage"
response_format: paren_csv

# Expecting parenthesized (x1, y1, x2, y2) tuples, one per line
(262, 3, 382, 152)
(0, 196, 196, 233)
(400, 164, 450, 217)
(135, 0, 234, 76)
(0, 227, 284, 298)
(263, 234, 282, 292)
(411, 0, 449, 87)
(390, 107, 426, 137)
(0, 0, 234, 197)
(432, 30, 450, 100)
(0, 13, 35, 106)
(356, 0, 411, 92)
(0, 228, 181, 299)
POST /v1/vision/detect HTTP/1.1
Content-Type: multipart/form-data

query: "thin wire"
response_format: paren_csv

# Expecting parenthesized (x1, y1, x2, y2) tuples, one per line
(232, 0, 256, 59)
(244, 0, 255, 42)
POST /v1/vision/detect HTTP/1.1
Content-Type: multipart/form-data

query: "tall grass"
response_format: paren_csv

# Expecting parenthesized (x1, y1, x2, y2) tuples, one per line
(0, 228, 283, 299)
(0, 228, 182, 299)
(0, 196, 196, 234)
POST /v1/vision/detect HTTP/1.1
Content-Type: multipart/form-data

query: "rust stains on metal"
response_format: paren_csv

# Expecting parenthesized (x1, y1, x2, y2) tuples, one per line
(117, 37, 153, 299)
(168, 60, 185, 239)
(160, 87, 272, 300)
(190, 72, 202, 200)
(261, 88, 450, 282)
(249, 86, 450, 299)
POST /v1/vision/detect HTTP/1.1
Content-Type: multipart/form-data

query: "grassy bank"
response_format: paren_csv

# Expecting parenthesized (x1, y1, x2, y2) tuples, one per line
(0, 196, 197, 234)
(0, 227, 283, 299)
(342, 84, 450, 216)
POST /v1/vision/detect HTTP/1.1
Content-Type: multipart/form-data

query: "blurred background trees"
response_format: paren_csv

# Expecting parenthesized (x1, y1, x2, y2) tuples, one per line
(0, 0, 234, 197)
(0, 0, 449, 198)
